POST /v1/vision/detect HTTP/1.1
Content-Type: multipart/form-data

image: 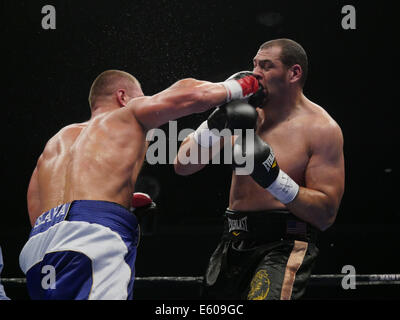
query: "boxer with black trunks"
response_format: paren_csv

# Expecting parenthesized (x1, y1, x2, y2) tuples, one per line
(174, 39, 345, 300)
(19, 69, 262, 300)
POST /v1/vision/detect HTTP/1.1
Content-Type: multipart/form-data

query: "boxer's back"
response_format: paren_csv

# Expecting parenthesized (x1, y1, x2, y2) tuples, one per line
(32, 107, 147, 223)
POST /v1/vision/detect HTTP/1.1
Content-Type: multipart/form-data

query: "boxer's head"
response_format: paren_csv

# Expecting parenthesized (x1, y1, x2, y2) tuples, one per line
(252, 39, 308, 101)
(89, 70, 144, 111)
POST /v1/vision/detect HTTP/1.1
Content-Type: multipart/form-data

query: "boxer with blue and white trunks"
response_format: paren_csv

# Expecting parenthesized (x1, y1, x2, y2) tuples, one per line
(20, 201, 139, 299)
(20, 69, 262, 299)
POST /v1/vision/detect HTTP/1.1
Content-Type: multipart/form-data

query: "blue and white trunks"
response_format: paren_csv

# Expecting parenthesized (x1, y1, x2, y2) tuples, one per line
(19, 200, 139, 300)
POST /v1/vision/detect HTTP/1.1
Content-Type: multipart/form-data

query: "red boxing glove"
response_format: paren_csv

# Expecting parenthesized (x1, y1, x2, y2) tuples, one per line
(131, 192, 153, 209)
(131, 192, 157, 219)
(220, 71, 261, 101)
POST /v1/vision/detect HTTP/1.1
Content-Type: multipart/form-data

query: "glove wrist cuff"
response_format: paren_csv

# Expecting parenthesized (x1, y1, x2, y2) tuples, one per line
(266, 169, 299, 204)
(220, 80, 244, 102)
(193, 121, 221, 148)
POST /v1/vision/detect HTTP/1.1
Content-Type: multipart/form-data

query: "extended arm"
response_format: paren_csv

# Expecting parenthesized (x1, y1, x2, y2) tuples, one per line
(129, 72, 261, 130)
(129, 79, 228, 130)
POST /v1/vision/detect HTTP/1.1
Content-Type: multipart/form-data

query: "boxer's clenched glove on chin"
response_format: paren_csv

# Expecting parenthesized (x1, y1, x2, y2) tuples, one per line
(233, 134, 299, 204)
(130, 192, 157, 222)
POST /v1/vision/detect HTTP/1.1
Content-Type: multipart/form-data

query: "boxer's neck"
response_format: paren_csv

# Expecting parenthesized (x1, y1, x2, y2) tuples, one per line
(90, 104, 119, 119)
(262, 90, 304, 125)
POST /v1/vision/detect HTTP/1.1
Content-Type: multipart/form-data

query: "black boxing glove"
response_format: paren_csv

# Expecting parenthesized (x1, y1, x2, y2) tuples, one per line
(193, 101, 258, 148)
(233, 134, 299, 204)
(208, 100, 258, 131)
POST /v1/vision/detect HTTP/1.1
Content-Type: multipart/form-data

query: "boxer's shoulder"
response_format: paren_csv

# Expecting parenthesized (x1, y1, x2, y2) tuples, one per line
(51, 122, 88, 141)
(40, 122, 87, 159)
(299, 99, 342, 136)
(301, 101, 343, 155)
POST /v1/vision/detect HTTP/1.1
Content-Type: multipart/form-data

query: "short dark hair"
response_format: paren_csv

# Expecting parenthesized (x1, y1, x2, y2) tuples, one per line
(88, 70, 141, 109)
(259, 39, 308, 87)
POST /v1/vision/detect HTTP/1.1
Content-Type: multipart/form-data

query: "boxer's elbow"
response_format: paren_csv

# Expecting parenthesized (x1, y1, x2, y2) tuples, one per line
(317, 207, 338, 231)
(318, 219, 333, 232)
(174, 162, 188, 176)
(173, 157, 196, 176)
(310, 190, 341, 232)
(173, 155, 185, 176)
(174, 154, 205, 176)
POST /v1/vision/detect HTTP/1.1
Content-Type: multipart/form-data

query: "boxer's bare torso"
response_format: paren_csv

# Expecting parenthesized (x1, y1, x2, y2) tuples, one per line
(28, 107, 147, 226)
(229, 96, 344, 212)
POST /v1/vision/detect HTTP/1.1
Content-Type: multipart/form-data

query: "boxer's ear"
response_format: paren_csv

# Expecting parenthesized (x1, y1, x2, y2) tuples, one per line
(116, 89, 129, 107)
(255, 107, 265, 131)
(288, 64, 302, 84)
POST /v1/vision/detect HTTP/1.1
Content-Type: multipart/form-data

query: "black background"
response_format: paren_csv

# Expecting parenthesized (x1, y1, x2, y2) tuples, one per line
(0, 0, 398, 298)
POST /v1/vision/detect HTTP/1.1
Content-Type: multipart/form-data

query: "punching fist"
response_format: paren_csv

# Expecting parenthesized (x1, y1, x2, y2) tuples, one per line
(221, 71, 262, 101)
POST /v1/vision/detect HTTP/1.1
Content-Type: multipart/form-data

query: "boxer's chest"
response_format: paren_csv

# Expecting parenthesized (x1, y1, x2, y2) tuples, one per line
(258, 120, 310, 184)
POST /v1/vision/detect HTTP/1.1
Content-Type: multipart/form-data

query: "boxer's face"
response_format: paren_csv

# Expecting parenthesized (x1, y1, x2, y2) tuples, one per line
(252, 46, 291, 102)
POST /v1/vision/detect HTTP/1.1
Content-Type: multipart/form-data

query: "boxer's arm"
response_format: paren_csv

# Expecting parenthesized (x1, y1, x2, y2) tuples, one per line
(286, 121, 345, 231)
(128, 79, 227, 130)
(27, 167, 41, 226)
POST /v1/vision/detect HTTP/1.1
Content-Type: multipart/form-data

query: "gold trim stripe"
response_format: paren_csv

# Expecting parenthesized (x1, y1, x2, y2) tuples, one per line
(280, 240, 308, 300)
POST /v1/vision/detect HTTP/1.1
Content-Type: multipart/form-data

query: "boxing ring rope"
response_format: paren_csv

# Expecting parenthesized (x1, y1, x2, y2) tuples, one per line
(2, 274, 400, 286)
